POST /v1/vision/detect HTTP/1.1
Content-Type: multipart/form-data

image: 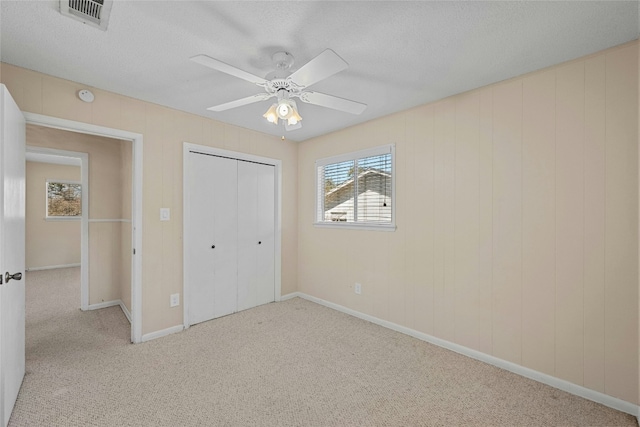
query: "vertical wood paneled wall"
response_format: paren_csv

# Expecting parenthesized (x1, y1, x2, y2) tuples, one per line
(298, 42, 638, 404)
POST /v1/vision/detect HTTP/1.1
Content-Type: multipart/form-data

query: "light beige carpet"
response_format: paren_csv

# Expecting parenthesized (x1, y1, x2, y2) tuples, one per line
(9, 267, 637, 426)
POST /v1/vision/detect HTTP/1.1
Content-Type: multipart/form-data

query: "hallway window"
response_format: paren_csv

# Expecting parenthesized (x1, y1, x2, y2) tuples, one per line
(46, 181, 82, 218)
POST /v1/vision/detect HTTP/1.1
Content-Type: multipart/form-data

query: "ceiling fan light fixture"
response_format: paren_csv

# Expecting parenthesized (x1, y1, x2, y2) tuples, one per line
(287, 100, 302, 125)
(277, 101, 291, 119)
(265, 97, 302, 128)
(263, 103, 279, 124)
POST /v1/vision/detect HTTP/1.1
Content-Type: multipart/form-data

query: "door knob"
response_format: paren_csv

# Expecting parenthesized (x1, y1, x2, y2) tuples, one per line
(211, 245, 215, 249)
(258, 241, 261, 245)
(5, 272, 22, 283)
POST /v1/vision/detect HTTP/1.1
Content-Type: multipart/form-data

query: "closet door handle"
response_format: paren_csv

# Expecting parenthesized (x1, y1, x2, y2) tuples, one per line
(258, 241, 261, 245)
(211, 245, 216, 249)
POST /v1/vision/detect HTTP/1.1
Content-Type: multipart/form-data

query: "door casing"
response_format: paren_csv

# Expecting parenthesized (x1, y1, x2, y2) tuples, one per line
(23, 113, 144, 344)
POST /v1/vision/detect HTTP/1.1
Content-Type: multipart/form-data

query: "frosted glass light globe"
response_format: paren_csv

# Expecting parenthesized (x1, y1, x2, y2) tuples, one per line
(277, 103, 290, 118)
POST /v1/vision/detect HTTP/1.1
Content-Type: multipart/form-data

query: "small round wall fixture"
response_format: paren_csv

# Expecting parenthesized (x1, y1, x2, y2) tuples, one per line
(77, 89, 95, 103)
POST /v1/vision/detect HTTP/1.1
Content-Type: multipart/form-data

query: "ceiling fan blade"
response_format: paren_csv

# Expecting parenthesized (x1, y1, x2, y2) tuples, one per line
(206, 93, 273, 112)
(191, 54, 267, 85)
(288, 49, 348, 88)
(299, 91, 367, 115)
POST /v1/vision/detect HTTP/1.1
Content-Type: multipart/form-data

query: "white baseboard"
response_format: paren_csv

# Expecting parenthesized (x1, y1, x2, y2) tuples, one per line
(119, 301, 132, 324)
(141, 325, 184, 343)
(292, 292, 640, 417)
(86, 300, 121, 311)
(280, 292, 301, 301)
(26, 263, 80, 272)
(87, 299, 133, 324)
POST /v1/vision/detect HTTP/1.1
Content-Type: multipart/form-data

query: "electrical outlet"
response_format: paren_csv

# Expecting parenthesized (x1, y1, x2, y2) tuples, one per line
(170, 293, 180, 307)
(355, 283, 362, 295)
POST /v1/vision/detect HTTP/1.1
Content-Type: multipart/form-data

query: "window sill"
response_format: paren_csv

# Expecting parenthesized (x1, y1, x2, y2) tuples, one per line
(313, 222, 396, 232)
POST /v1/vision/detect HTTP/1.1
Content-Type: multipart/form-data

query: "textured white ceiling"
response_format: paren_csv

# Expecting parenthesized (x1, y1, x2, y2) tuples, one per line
(1, 1, 638, 142)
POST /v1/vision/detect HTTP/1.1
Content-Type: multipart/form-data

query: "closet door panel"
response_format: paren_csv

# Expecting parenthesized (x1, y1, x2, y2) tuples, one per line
(237, 161, 258, 311)
(187, 151, 275, 325)
(256, 163, 276, 305)
(186, 152, 218, 325)
(211, 156, 239, 318)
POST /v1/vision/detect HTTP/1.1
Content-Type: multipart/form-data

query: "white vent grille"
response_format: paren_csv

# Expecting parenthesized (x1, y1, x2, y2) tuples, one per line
(60, 0, 112, 31)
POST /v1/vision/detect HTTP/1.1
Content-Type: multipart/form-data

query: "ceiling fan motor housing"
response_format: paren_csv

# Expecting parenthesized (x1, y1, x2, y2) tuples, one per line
(263, 78, 303, 98)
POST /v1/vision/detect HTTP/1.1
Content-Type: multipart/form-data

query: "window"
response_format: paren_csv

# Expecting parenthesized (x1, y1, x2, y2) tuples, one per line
(46, 181, 82, 218)
(315, 144, 395, 230)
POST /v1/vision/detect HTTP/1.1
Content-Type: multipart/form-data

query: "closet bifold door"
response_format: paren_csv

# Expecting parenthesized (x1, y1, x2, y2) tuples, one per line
(255, 162, 276, 305)
(186, 152, 238, 325)
(237, 161, 275, 311)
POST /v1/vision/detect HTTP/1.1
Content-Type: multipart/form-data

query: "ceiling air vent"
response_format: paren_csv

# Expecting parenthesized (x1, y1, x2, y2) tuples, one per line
(60, 0, 113, 31)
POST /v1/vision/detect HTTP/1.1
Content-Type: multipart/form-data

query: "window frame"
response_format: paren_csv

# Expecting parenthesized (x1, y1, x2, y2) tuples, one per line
(45, 179, 83, 220)
(314, 144, 396, 231)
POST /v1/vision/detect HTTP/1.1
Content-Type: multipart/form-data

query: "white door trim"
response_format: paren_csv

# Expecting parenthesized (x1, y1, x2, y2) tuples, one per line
(25, 147, 89, 310)
(183, 142, 283, 329)
(23, 113, 143, 344)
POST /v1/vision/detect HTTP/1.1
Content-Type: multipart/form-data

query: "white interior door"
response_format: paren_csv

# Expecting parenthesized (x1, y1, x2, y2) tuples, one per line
(238, 161, 275, 311)
(185, 149, 275, 326)
(0, 85, 26, 426)
(185, 152, 216, 325)
(185, 152, 238, 325)
(255, 163, 275, 306)
(210, 156, 238, 318)
(237, 161, 258, 311)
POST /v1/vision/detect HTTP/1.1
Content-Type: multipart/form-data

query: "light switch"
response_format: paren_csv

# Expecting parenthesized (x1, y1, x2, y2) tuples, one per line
(160, 208, 170, 221)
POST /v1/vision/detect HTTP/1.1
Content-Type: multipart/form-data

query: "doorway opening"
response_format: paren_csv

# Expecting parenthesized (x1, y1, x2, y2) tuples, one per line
(24, 113, 143, 343)
(25, 148, 87, 305)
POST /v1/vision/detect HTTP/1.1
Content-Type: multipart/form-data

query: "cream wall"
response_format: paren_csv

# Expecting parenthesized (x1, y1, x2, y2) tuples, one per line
(0, 62, 299, 335)
(25, 161, 81, 269)
(298, 41, 639, 405)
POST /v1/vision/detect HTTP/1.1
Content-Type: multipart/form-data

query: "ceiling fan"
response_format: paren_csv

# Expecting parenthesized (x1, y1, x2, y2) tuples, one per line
(190, 49, 367, 131)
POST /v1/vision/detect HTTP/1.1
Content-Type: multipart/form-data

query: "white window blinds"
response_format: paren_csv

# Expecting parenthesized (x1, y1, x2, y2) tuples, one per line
(315, 145, 395, 230)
